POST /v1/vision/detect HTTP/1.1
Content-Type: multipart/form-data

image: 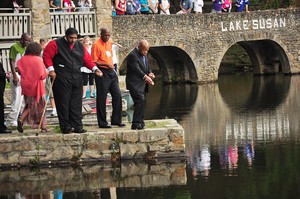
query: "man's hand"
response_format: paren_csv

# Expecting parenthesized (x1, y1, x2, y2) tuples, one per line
(144, 75, 154, 85)
(95, 69, 103, 77)
(148, 72, 155, 79)
(48, 71, 57, 80)
(12, 74, 19, 86)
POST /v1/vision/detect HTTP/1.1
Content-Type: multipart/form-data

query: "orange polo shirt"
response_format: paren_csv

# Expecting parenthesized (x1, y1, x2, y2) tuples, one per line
(91, 38, 113, 69)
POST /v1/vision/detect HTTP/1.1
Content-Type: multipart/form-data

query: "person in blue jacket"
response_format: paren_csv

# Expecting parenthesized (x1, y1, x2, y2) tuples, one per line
(235, 0, 249, 12)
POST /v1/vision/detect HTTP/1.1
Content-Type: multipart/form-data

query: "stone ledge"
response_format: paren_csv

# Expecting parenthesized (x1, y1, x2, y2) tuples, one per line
(0, 119, 186, 167)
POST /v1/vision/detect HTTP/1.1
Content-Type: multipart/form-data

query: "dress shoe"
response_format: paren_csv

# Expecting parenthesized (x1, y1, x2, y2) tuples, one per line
(99, 125, 112, 128)
(0, 129, 12, 134)
(112, 123, 126, 127)
(131, 124, 144, 130)
(73, 129, 87, 133)
(17, 120, 23, 133)
(61, 127, 75, 134)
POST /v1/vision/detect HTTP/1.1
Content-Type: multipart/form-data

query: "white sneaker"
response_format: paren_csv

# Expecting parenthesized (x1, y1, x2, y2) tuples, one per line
(5, 121, 18, 127)
(51, 109, 57, 117)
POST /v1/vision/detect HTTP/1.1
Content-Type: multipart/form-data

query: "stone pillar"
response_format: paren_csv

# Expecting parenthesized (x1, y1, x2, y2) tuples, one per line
(24, 0, 51, 41)
(93, 0, 112, 35)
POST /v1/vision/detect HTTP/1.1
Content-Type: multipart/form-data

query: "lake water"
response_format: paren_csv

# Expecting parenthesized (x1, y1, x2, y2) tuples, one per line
(0, 73, 299, 199)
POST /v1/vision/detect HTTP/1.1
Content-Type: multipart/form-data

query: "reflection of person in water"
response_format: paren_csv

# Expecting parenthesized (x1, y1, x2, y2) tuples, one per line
(188, 145, 211, 178)
(244, 140, 255, 168)
(228, 144, 238, 170)
(219, 146, 228, 169)
(198, 145, 211, 177)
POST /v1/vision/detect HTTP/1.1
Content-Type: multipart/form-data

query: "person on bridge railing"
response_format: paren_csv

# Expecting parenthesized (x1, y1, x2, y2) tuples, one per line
(222, 0, 232, 12)
(193, 0, 204, 14)
(115, 0, 126, 15)
(12, 0, 21, 13)
(235, 0, 249, 12)
(176, 0, 193, 14)
(63, 0, 76, 12)
(49, 0, 63, 12)
(211, 0, 223, 13)
(148, 0, 159, 14)
(78, 0, 92, 12)
(159, 0, 170, 15)
(140, 0, 150, 14)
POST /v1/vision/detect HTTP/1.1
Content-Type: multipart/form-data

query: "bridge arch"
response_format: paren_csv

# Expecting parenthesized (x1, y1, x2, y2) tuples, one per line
(120, 46, 198, 83)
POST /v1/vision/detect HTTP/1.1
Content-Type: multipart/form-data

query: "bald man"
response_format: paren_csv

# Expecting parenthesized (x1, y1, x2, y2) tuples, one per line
(91, 28, 125, 128)
(126, 40, 155, 130)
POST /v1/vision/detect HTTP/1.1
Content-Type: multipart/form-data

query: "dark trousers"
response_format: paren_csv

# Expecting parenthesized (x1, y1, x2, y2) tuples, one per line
(95, 69, 122, 126)
(82, 72, 95, 86)
(129, 90, 146, 126)
(0, 78, 5, 131)
(53, 77, 83, 132)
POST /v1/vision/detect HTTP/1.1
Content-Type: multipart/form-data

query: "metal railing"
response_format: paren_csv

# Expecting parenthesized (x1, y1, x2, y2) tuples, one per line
(49, 7, 96, 38)
(0, 8, 31, 40)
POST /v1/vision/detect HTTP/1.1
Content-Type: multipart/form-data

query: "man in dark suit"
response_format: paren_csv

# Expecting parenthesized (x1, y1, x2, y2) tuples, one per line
(0, 61, 12, 134)
(126, 40, 155, 130)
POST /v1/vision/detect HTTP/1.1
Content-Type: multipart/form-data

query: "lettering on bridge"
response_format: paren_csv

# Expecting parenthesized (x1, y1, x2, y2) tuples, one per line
(221, 18, 286, 32)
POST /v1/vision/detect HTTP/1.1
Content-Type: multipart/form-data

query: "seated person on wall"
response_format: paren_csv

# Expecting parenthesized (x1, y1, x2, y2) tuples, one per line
(140, 0, 150, 14)
(235, 0, 249, 12)
(222, 0, 232, 12)
(126, 0, 136, 15)
(115, 0, 126, 15)
(176, 0, 193, 14)
(148, 0, 159, 14)
(159, 0, 170, 15)
(193, 0, 204, 14)
(133, 0, 142, 14)
(211, 0, 223, 13)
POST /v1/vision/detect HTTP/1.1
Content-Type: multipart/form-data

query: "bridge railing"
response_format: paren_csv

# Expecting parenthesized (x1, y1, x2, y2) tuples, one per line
(49, 7, 97, 38)
(0, 8, 31, 40)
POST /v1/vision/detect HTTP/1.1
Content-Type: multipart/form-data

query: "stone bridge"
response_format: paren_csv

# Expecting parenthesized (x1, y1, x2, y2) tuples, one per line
(112, 8, 300, 83)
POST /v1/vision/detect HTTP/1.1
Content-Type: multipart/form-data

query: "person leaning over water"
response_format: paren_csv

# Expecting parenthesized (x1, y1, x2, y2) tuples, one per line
(43, 27, 103, 134)
(126, 39, 155, 130)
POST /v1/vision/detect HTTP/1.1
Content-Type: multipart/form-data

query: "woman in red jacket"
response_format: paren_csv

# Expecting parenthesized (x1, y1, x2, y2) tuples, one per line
(17, 42, 48, 133)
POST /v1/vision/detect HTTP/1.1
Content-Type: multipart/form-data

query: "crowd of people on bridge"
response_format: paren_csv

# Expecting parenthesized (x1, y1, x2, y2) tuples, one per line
(0, 26, 155, 134)
(45, 0, 250, 14)
(112, 0, 250, 15)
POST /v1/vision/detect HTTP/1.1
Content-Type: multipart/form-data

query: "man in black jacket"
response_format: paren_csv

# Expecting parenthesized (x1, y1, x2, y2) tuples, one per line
(126, 40, 155, 130)
(0, 61, 12, 134)
(43, 28, 103, 134)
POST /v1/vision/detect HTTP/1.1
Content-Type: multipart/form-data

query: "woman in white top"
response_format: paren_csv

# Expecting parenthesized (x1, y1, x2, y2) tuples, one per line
(159, 0, 170, 15)
(148, 0, 159, 14)
(78, 0, 92, 12)
(193, 0, 204, 13)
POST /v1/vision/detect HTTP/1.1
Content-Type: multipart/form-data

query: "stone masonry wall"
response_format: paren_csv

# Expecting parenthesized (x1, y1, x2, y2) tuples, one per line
(0, 119, 185, 166)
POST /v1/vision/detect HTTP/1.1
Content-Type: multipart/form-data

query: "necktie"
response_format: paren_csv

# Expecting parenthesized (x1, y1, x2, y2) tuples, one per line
(142, 56, 146, 67)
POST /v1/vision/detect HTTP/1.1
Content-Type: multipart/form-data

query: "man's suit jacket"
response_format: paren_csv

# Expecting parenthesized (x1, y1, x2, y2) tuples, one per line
(126, 48, 151, 93)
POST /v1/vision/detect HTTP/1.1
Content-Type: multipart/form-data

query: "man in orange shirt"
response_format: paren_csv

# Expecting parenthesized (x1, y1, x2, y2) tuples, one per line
(91, 28, 125, 128)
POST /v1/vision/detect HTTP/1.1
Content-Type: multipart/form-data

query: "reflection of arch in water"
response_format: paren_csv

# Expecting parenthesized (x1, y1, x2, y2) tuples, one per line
(144, 84, 198, 121)
(218, 74, 291, 113)
(120, 46, 198, 84)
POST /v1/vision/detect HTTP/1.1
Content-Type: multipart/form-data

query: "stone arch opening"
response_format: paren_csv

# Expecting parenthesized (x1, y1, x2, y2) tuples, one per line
(120, 46, 198, 84)
(219, 39, 291, 75)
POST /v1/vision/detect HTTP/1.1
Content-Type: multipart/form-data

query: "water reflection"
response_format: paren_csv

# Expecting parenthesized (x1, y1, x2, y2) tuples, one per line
(1, 74, 300, 198)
